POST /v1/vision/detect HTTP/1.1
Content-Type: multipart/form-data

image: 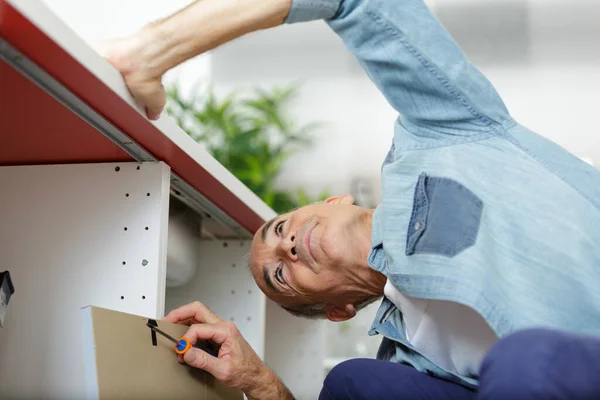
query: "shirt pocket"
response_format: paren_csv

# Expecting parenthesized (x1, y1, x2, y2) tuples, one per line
(406, 173, 483, 258)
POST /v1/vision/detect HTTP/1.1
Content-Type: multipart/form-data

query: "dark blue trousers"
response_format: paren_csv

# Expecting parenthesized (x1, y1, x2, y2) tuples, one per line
(319, 329, 600, 400)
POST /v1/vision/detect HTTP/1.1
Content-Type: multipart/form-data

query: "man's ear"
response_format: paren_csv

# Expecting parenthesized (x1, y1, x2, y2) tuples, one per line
(325, 304, 357, 322)
(325, 195, 354, 206)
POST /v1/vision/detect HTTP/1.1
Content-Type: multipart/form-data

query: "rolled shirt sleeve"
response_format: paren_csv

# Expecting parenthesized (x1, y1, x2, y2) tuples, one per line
(284, 0, 342, 23)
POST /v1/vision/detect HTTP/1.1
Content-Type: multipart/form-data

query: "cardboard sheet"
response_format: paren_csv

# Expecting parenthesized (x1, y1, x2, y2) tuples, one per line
(81, 306, 242, 400)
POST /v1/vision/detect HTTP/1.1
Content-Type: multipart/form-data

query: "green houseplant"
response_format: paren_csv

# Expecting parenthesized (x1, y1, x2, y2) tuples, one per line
(166, 83, 329, 214)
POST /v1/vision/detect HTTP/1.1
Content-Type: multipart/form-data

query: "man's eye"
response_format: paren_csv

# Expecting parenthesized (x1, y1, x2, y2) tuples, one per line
(274, 220, 285, 237)
(275, 266, 285, 284)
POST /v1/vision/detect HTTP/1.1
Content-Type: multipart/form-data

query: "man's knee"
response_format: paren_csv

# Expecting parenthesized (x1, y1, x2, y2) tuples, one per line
(479, 328, 588, 400)
(321, 358, 475, 400)
(320, 359, 367, 399)
(483, 328, 560, 368)
(320, 358, 422, 400)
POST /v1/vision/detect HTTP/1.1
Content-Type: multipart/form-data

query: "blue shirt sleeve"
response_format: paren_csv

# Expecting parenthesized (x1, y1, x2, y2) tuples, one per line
(285, 0, 512, 136)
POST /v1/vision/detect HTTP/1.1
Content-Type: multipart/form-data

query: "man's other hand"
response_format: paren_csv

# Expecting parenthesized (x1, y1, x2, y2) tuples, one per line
(164, 301, 293, 400)
(96, 36, 166, 121)
(95, 0, 292, 122)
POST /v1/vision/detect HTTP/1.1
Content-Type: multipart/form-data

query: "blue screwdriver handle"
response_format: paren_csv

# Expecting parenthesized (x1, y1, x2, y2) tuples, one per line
(176, 337, 218, 357)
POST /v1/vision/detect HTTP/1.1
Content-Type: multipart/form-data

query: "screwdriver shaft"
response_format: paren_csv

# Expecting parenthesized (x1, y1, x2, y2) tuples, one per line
(147, 322, 179, 344)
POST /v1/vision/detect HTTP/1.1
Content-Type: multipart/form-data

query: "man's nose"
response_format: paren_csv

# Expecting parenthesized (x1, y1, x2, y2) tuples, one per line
(276, 235, 298, 261)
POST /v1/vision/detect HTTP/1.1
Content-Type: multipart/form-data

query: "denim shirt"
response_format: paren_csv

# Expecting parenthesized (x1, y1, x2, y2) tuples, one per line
(286, 0, 600, 389)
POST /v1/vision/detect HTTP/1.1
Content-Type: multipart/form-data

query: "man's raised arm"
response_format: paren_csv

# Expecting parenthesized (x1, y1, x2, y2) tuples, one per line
(97, 0, 293, 119)
(101, 0, 512, 135)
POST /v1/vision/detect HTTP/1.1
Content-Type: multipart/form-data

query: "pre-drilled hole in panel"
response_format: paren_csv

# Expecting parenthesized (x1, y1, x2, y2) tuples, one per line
(120, 296, 124, 300)
(136, 166, 140, 170)
(144, 226, 149, 231)
(232, 263, 236, 268)
(142, 295, 146, 299)
(230, 317, 235, 321)
(223, 242, 228, 248)
(231, 290, 235, 295)
(125, 193, 129, 197)
(247, 316, 252, 321)
(146, 193, 150, 197)
(122, 261, 126, 265)
(248, 289, 252, 294)
(114, 166, 120, 172)
(124, 227, 128, 231)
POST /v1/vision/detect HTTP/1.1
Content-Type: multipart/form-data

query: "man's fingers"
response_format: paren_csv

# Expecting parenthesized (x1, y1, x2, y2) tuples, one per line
(94, 36, 166, 121)
(146, 108, 162, 121)
(183, 348, 224, 377)
(143, 85, 166, 120)
(183, 323, 230, 345)
(128, 80, 165, 121)
(183, 323, 260, 389)
(163, 301, 222, 325)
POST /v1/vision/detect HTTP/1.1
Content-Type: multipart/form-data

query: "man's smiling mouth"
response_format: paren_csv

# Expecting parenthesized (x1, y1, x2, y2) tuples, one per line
(298, 220, 317, 267)
(304, 225, 315, 261)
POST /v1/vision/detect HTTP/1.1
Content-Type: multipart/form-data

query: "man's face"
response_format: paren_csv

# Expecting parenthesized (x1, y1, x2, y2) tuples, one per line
(250, 195, 371, 316)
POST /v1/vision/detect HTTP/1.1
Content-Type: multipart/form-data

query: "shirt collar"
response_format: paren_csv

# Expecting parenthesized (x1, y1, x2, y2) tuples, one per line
(368, 205, 386, 273)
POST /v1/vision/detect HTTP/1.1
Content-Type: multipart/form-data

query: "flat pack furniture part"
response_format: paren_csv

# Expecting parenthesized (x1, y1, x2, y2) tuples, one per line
(81, 305, 242, 400)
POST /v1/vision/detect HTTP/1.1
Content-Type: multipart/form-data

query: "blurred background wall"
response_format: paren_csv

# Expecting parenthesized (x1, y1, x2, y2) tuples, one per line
(42, 0, 600, 384)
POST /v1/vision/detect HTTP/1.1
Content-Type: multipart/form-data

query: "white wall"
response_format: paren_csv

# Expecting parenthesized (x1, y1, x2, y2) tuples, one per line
(211, 75, 395, 205)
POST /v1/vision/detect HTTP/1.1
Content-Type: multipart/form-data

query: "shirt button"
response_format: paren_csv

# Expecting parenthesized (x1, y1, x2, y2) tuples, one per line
(414, 221, 422, 231)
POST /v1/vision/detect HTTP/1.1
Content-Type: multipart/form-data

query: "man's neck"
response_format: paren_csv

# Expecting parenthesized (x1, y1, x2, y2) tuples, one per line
(344, 208, 386, 299)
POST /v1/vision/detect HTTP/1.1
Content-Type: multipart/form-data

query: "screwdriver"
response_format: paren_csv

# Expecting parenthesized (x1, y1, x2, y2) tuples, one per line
(146, 322, 218, 357)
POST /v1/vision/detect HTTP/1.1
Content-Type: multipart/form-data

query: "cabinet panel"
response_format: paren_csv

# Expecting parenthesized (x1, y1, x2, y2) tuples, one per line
(0, 161, 170, 399)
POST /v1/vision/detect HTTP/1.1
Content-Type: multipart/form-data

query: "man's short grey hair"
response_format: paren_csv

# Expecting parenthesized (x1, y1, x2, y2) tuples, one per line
(281, 295, 382, 319)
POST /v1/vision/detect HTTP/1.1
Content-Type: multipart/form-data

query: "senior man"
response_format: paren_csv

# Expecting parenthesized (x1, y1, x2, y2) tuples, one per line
(101, 0, 600, 398)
